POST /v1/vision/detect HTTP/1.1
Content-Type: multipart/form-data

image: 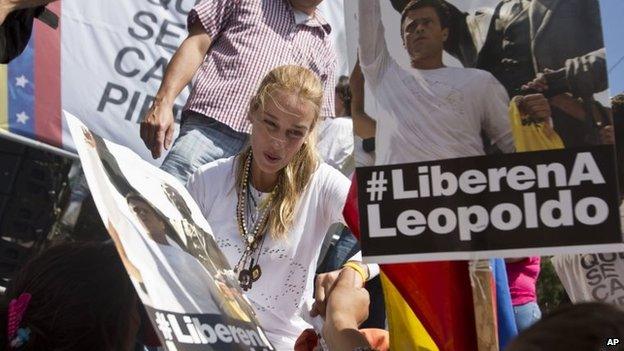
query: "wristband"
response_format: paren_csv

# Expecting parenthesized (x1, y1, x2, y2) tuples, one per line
(342, 261, 369, 282)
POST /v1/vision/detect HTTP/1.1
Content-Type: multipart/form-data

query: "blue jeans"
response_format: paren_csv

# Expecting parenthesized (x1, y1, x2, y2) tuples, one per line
(513, 301, 541, 332)
(160, 112, 249, 183)
(317, 227, 361, 272)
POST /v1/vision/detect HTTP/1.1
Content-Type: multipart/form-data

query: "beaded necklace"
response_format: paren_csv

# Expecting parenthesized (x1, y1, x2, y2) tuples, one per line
(235, 152, 274, 291)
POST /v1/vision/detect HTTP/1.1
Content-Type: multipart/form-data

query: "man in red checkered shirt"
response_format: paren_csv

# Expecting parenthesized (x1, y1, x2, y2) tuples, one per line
(140, 0, 336, 182)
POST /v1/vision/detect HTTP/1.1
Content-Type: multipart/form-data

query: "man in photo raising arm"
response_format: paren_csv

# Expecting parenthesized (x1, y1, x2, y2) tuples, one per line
(358, 0, 552, 166)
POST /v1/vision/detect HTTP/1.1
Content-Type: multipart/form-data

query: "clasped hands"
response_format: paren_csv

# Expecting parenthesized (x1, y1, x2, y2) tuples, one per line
(310, 263, 370, 325)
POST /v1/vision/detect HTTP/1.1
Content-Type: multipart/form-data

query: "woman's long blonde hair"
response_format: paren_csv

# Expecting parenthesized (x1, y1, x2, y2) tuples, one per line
(235, 65, 324, 240)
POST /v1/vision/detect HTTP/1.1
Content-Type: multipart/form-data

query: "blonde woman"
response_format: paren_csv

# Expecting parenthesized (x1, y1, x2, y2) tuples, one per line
(187, 65, 375, 349)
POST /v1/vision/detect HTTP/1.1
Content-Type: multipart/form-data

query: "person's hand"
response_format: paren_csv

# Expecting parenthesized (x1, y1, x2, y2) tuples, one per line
(140, 97, 175, 159)
(311, 266, 365, 318)
(83, 127, 95, 148)
(321, 269, 372, 351)
(516, 93, 551, 122)
(599, 125, 615, 145)
(522, 74, 548, 93)
(522, 69, 555, 93)
(325, 269, 370, 325)
(0, 0, 58, 25)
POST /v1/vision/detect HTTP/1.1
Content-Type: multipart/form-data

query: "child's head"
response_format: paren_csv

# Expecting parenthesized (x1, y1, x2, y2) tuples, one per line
(506, 302, 624, 351)
(0, 241, 140, 350)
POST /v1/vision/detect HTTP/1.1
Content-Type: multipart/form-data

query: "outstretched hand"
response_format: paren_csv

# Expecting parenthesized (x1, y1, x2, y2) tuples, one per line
(320, 269, 372, 351)
(311, 266, 365, 318)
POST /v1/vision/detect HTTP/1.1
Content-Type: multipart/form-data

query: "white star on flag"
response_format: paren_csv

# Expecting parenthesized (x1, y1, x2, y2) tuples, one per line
(15, 75, 29, 88)
(16, 112, 30, 124)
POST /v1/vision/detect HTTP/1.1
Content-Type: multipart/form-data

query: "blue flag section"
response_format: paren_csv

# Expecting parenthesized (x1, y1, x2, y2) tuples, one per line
(492, 258, 518, 349)
(7, 37, 35, 137)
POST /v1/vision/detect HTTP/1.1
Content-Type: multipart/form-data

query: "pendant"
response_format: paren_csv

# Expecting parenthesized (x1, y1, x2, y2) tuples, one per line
(251, 264, 262, 282)
(238, 269, 253, 291)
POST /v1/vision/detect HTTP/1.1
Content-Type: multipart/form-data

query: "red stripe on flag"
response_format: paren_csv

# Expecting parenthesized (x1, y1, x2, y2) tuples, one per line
(383, 262, 477, 351)
(34, 1, 62, 147)
(343, 177, 478, 350)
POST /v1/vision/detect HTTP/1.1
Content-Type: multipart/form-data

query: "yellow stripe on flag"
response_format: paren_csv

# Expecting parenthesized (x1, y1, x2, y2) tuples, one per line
(381, 272, 439, 351)
(0, 65, 7, 130)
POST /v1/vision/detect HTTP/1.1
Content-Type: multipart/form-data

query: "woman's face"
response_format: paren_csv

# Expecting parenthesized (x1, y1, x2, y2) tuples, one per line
(249, 89, 316, 175)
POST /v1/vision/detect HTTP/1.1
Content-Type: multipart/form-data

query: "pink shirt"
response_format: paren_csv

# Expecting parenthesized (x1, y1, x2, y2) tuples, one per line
(185, 0, 336, 133)
(506, 257, 541, 306)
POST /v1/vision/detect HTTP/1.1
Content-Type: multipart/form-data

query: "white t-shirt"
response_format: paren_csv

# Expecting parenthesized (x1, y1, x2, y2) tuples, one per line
(359, 0, 514, 166)
(186, 156, 350, 349)
(316, 116, 355, 175)
(551, 253, 624, 306)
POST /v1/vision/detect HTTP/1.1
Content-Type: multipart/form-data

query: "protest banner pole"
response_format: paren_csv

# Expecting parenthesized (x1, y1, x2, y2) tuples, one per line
(0, 128, 79, 160)
(469, 260, 499, 351)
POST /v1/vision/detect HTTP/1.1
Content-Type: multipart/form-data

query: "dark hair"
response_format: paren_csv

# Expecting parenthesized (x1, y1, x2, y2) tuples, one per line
(506, 302, 624, 351)
(400, 0, 451, 37)
(0, 242, 138, 350)
(335, 75, 351, 116)
(126, 192, 189, 252)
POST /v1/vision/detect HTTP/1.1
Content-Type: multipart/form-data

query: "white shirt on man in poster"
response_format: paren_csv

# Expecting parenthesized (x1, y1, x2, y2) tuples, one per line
(358, 0, 514, 166)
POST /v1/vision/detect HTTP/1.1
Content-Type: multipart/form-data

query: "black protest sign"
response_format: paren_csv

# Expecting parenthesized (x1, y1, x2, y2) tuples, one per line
(357, 146, 624, 263)
(145, 307, 273, 351)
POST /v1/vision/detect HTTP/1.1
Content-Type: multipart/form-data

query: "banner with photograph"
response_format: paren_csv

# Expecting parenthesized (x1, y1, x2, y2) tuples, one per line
(66, 112, 273, 351)
(353, 0, 623, 264)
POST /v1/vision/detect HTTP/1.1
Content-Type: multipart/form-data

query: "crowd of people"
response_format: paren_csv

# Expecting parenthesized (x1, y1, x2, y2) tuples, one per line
(1, 0, 624, 350)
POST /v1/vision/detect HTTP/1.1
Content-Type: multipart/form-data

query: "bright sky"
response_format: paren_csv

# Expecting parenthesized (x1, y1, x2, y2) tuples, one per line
(601, 0, 624, 97)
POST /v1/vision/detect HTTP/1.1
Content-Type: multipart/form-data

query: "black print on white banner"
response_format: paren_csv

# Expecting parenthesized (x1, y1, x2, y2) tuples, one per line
(146, 307, 274, 351)
(357, 146, 622, 258)
(580, 253, 624, 305)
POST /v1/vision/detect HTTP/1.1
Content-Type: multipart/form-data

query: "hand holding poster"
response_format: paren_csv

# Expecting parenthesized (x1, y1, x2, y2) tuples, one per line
(65, 112, 273, 351)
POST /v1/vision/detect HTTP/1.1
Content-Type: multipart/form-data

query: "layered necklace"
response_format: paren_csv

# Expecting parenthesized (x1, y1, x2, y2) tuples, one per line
(235, 152, 274, 291)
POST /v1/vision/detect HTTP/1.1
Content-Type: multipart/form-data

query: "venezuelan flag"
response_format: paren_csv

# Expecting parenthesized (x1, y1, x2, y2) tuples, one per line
(343, 177, 518, 350)
(1, 2, 62, 147)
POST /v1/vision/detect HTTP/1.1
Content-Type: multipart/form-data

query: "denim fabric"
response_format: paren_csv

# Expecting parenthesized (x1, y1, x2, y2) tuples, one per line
(318, 227, 361, 272)
(160, 112, 249, 183)
(513, 301, 542, 332)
